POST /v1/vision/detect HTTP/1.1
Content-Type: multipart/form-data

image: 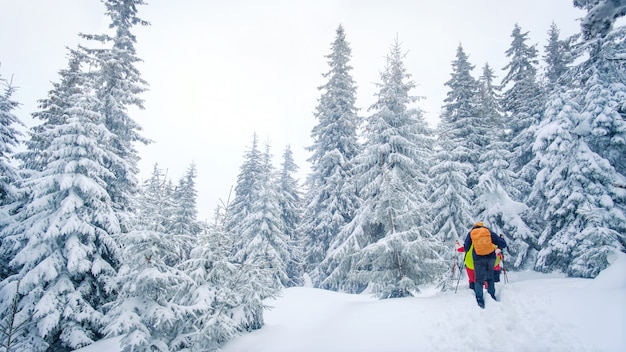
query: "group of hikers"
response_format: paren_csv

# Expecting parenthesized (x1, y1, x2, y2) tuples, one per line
(455, 221, 508, 309)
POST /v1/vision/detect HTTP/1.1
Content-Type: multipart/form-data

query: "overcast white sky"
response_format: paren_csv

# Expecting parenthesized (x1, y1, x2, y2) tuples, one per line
(1, 0, 585, 220)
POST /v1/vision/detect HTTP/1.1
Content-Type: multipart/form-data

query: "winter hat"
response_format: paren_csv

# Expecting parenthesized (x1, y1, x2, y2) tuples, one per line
(473, 221, 484, 228)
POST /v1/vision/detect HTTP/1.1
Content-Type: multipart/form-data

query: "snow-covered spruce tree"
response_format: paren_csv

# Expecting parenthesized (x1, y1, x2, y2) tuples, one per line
(170, 162, 201, 238)
(0, 73, 22, 208)
(175, 194, 286, 350)
(173, 209, 242, 351)
(225, 133, 262, 235)
(576, 24, 626, 179)
(3, 51, 91, 286)
(80, 0, 151, 234)
(104, 164, 193, 351)
(525, 3, 626, 277)
(18, 50, 86, 174)
(571, 2, 626, 255)
(231, 142, 288, 327)
(277, 145, 304, 287)
(500, 24, 544, 189)
(472, 63, 534, 267)
(162, 178, 176, 227)
(530, 87, 625, 277)
(442, 46, 487, 191)
(320, 39, 447, 298)
(0, 73, 23, 283)
(0, 59, 120, 351)
(543, 22, 575, 87)
(300, 24, 361, 285)
(426, 44, 475, 243)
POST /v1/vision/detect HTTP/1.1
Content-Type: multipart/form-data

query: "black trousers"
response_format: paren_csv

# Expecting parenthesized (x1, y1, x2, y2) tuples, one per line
(473, 254, 496, 299)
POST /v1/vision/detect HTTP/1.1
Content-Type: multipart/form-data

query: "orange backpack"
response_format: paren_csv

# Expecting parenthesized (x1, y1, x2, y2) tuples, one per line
(470, 227, 495, 255)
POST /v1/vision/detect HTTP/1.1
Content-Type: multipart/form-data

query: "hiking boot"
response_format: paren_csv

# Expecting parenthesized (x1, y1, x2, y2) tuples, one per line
(477, 297, 485, 309)
(469, 282, 475, 290)
(490, 293, 497, 301)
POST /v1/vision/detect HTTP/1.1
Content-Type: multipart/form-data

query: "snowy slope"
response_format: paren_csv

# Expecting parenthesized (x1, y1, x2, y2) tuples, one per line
(76, 252, 626, 352)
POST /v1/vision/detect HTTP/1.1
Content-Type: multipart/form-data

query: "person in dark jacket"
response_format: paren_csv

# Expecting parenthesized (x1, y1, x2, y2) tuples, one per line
(464, 221, 507, 308)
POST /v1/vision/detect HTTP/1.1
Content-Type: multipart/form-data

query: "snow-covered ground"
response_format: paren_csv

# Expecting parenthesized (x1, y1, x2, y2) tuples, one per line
(77, 252, 626, 352)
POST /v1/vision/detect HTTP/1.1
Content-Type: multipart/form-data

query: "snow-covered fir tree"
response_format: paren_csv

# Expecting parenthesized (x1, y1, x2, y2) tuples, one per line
(576, 24, 626, 179)
(0, 72, 23, 283)
(0, 58, 120, 350)
(472, 63, 534, 267)
(440, 45, 486, 190)
(577, 24, 626, 256)
(543, 22, 574, 87)
(0, 73, 22, 207)
(104, 164, 193, 351)
(320, 39, 447, 297)
(300, 24, 361, 285)
(173, 209, 248, 351)
(18, 50, 86, 173)
(80, 0, 151, 234)
(526, 2, 626, 274)
(500, 24, 544, 188)
(225, 133, 262, 234)
(530, 86, 625, 277)
(277, 145, 304, 287)
(162, 178, 176, 227)
(426, 44, 475, 243)
(231, 142, 288, 327)
(170, 162, 201, 238)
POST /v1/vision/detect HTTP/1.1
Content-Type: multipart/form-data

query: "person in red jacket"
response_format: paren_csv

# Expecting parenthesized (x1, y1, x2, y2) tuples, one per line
(455, 240, 475, 289)
(493, 247, 503, 283)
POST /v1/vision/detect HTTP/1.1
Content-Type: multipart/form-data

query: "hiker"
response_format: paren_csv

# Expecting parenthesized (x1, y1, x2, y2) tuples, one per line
(455, 241, 503, 289)
(494, 246, 503, 283)
(455, 240, 476, 289)
(463, 222, 507, 308)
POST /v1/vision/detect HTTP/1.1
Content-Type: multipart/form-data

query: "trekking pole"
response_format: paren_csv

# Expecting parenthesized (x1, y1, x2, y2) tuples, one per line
(454, 253, 466, 293)
(451, 251, 457, 279)
(500, 249, 509, 284)
(499, 234, 510, 284)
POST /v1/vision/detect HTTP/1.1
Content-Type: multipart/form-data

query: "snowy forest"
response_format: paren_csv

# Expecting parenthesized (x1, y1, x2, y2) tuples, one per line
(1, 0, 625, 351)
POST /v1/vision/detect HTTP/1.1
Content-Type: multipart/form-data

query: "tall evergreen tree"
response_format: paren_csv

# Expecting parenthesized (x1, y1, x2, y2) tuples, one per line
(579, 24, 626, 259)
(225, 133, 262, 234)
(543, 22, 574, 87)
(18, 50, 85, 173)
(104, 164, 191, 352)
(500, 24, 544, 185)
(0, 72, 23, 282)
(320, 40, 446, 297)
(499, 24, 547, 263)
(0, 73, 22, 207)
(427, 44, 475, 243)
(530, 88, 625, 277)
(277, 145, 304, 286)
(577, 24, 626, 178)
(0, 60, 120, 350)
(521, 2, 626, 277)
(233, 143, 291, 287)
(174, 210, 253, 351)
(231, 142, 287, 327)
(476, 64, 504, 130)
(80, 0, 151, 233)
(300, 25, 361, 285)
(171, 162, 201, 238)
(473, 63, 534, 267)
